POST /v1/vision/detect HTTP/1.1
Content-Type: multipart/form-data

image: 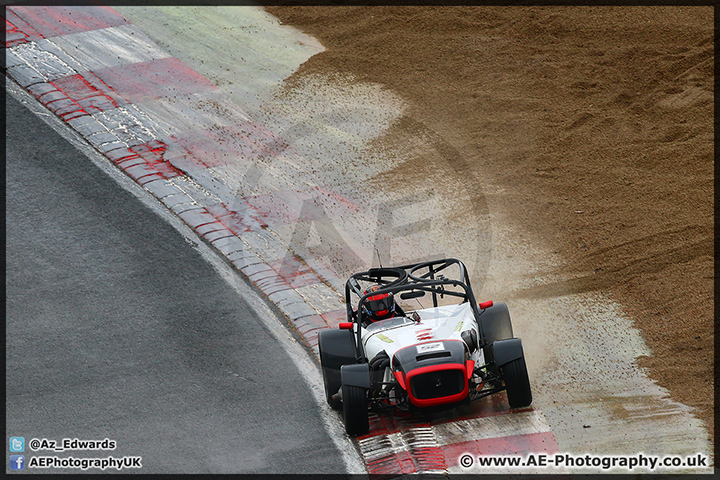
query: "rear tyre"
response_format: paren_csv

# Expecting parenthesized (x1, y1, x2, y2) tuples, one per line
(342, 384, 369, 436)
(501, 356, 532, 408)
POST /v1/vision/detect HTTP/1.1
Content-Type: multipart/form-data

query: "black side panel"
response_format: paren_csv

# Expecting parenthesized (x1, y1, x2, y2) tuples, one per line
(489, 338, 524, 367)
(341, 363, 371, 388)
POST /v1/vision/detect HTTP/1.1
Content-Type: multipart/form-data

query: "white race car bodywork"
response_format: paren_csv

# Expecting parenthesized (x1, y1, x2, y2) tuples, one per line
(320, 259, 532, 436)
(361, 302, 484, 366)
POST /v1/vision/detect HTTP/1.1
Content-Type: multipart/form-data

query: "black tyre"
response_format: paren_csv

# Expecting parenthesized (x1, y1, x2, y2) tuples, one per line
(342, 384, 369, 436)
(501, 356, 532, 408)
(318, 329, 356, 410)
(479, 302, 513, 344)
(318, 338, 342, 410)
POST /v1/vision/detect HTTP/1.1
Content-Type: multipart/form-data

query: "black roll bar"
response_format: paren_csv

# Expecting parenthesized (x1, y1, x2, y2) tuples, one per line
(344, 258, 486, 361)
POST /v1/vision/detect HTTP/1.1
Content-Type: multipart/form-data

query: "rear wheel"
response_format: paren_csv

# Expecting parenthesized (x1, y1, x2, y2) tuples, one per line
(342, 384, 369, 436)
(502, 356, 532, 408)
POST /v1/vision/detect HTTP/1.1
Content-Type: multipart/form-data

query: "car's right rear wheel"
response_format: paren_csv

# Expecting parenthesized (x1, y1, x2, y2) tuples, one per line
(342, 384, 369, 436)
(502, 356, 532, 408)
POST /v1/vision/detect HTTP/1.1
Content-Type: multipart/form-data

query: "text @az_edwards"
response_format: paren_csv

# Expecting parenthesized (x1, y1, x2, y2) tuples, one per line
(28, 437, 116, 452)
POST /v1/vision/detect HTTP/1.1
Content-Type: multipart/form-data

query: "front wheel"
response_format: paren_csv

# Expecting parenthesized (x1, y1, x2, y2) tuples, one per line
(501, 356, 532, 408)
(342, 384, 369, 436)
(319, 337, 341, 410)
(318, 329, 355, 410)
(480, 302, 513, 344)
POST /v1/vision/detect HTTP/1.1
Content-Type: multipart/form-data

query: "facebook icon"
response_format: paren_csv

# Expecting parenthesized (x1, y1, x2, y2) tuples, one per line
(10, 455, 24, 470)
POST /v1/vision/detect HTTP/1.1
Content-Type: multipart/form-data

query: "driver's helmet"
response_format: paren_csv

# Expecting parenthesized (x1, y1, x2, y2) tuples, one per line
(362, 285, 396, 322)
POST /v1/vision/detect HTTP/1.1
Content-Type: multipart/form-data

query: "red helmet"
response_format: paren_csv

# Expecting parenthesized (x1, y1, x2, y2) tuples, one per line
(362, 285, 396, 322)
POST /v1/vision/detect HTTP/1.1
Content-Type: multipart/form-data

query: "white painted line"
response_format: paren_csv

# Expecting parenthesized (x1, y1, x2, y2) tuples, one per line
(356, 409, 554, 474)
(359, 425, 442, 461)
(94, 105, 163, 145)
(433, 409, 553, 446)
(48, 24, 172, 71)
(10, 41, 77, 82)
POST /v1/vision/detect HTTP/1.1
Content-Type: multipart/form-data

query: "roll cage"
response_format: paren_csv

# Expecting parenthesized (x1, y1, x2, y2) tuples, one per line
(344, 258, 487, 361)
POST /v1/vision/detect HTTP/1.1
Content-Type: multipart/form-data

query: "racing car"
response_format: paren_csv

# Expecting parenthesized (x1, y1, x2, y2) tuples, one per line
(318, 258, 532, 435)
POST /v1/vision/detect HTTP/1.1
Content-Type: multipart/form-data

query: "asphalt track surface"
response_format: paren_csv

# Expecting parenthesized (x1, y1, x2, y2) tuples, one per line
(5, 90, 351, 474)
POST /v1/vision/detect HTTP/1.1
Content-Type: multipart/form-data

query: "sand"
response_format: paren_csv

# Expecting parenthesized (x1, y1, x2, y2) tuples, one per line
(265, 5, 714, 442)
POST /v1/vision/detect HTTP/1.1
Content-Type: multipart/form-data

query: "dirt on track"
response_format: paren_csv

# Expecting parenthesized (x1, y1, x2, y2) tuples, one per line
(266, 6, 714, 443)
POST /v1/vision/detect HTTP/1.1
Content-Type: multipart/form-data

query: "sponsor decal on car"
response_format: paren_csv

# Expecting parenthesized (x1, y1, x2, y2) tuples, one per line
(416, 328, 434, 341)
(376, 333, 394, 343)
(417, 342, 444, 353)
